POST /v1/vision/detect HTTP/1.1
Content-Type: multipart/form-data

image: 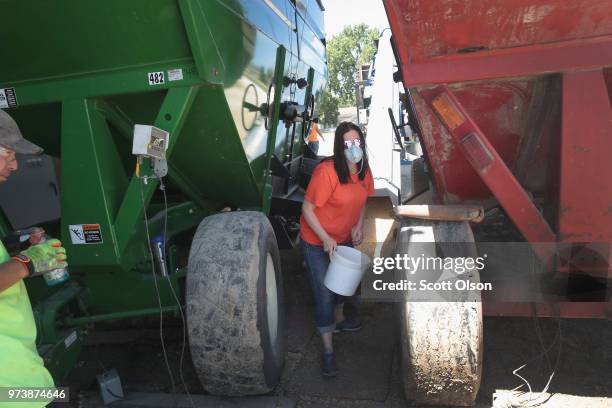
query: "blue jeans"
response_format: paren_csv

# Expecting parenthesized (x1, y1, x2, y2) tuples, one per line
(301, 240, 352, 334)
(308, 141, 319, 155)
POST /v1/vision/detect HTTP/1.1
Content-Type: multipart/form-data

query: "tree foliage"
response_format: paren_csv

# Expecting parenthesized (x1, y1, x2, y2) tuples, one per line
(327, 24, 379, 107)
(317, 90, 339, 128)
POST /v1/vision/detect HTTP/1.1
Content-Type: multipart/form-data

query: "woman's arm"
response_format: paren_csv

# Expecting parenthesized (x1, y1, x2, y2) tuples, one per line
(351, 205, 367, 245)
(0, 260, 28, 293)
(302, 199, 337, 255)
(358, 205, 366, 229)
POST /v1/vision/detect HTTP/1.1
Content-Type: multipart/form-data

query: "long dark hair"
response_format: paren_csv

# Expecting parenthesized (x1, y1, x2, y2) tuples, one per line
(322, 121, 369, 184)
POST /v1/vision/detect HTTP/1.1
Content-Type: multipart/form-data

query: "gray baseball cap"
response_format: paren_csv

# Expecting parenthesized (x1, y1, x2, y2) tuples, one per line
(0, 109, 43, 154)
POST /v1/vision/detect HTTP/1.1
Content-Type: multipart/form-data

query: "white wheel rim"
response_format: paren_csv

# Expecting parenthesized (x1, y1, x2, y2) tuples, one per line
(265, 253, 279, 357)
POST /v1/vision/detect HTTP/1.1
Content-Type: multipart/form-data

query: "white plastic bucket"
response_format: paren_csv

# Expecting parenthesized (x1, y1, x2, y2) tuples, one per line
(324, 246, 371, 296)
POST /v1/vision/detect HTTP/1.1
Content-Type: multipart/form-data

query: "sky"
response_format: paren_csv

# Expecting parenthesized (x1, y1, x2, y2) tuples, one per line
(322, 0, 390, 38)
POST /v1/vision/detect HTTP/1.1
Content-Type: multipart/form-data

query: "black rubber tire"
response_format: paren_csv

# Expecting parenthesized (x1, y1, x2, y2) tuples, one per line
(395, 219, 483, 406)
(186, 211, 286, 396)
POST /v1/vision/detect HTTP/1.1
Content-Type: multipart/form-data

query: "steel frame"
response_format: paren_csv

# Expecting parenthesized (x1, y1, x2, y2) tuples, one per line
(60, 87, 208, 274)
(483, 301, 608, 319)
(262, 46, 288, 214)
(420, 84, 612, 317)
(400, 37, 612, 87)
(384, 0, 612, 317)
(420, 86, 557, 246)
(559, 70, 612, 245)
(383, 0, 612, 87)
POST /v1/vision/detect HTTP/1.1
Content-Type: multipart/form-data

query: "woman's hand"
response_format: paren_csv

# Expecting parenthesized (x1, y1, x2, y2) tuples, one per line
(351, 224, 364, 246)
(322, 236, 338, 258)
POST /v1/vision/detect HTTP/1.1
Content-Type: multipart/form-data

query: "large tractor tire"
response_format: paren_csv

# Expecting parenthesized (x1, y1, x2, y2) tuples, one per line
(186, 211, 286, 395)
(395, 219, 483, 406)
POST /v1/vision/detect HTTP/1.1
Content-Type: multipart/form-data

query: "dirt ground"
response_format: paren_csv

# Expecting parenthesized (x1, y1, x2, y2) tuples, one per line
(56, 248, 612, 408)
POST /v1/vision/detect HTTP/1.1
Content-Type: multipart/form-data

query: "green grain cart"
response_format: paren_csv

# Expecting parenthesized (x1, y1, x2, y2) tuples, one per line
(0, 0, 327, 394)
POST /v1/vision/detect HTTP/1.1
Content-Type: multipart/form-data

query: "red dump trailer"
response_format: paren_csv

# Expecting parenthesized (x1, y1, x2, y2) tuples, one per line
(382, 0, 612, 405)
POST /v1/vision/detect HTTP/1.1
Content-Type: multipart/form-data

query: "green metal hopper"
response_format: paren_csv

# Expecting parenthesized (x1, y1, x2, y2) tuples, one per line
(0, 0, 327, 394)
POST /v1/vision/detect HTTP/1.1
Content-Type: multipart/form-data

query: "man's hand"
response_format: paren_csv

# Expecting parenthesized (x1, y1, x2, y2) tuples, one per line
(351, 225, 364, 246)
(322, 236, 337, 258)
(14, 239, 68, 277)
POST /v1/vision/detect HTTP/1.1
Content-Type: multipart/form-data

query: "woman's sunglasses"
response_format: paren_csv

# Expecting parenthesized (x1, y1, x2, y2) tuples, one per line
(343, 139, 361, 149)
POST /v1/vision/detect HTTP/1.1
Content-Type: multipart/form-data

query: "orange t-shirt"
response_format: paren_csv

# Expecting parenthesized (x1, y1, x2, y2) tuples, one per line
(307, 122, 320, 142)
(300, 160, 375, 245)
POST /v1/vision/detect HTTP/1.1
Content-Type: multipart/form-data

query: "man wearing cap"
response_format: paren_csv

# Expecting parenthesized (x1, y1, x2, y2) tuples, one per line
(0, 109, 68, 407)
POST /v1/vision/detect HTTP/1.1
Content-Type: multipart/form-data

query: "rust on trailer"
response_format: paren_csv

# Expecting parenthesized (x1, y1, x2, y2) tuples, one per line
(410, 80, 538, 204)
(384, 0, 612, 317)
(394, 36, 612, 87)
(384, 0, 612, 87)
(386, 0, 612, 62)
(421, 85, 557, 245)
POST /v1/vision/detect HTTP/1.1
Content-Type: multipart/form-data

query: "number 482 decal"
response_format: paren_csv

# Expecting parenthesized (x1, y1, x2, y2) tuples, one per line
(148, 71, 165, 85)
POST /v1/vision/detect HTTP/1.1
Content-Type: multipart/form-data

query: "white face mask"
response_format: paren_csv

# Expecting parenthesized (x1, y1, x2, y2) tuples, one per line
(344, 145, 363, 164)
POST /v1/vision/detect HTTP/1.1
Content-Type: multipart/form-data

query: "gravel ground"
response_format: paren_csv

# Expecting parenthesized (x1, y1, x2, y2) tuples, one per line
(58, 249, 611, 408)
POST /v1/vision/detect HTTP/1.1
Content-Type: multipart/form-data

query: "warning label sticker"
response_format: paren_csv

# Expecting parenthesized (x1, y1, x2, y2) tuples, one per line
(69, 224, 103, 245)
(167, 68, 183, 82)
(0, 88, 18, 108)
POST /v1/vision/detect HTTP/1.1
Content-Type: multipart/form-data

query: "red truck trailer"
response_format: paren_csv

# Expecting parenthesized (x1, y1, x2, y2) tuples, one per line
(382, 0, 612, 405)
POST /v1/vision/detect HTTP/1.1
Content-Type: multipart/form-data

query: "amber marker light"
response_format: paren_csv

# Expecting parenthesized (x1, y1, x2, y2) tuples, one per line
(431, 92, 466, 131)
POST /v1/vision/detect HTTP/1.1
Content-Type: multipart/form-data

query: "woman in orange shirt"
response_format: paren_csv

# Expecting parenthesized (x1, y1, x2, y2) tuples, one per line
(300, 121, 374, 377)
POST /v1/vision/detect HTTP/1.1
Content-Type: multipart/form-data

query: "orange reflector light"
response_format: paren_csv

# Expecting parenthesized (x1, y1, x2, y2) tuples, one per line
(431, 93, 465, 130)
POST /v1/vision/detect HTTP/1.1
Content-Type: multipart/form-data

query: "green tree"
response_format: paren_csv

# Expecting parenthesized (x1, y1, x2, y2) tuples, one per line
(317, 90, 339, 128)
(327, 24, 379, 107)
